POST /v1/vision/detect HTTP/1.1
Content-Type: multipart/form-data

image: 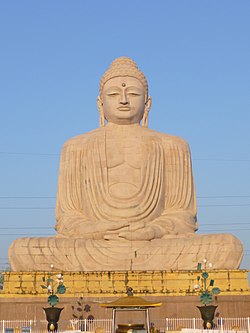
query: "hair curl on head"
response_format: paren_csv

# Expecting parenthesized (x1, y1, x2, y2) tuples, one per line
(100, 57, 148, 97)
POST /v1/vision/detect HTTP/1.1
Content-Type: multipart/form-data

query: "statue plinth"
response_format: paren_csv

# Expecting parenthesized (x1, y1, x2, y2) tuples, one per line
(0, 270, 250, 320)
(1, 269, 249, 297)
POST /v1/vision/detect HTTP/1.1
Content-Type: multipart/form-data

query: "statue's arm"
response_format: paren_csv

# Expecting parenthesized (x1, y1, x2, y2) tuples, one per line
(55, 141, 92, 237)
(55, 141, 128, 239)
(149, 138, 198, 237)
(117, 137, 198, 241)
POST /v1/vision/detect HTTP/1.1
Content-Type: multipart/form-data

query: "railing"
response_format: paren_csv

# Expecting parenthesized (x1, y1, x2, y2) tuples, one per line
(154, 318, 250, 332)
(152, 317, 250, 333)
(0, 320, 33, 333)
(69, 319, 112, 332)
(0, 319, 113, 333)
(0, 318, 249, 333)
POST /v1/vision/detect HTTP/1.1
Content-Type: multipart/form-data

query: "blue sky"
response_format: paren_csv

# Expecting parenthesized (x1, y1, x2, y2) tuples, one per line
(0, 1, 250, 272)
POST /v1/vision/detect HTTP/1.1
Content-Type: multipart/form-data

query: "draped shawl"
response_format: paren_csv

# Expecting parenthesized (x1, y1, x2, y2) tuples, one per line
(56, 127, 197, 234)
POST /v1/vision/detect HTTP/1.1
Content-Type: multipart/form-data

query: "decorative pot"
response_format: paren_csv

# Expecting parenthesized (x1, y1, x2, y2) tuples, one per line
(197, 305, 217, 329)
(43, 307, 64, 332)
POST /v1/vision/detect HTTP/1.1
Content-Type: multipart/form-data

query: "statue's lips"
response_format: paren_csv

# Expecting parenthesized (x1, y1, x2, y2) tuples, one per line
(117, 107, 131, 111)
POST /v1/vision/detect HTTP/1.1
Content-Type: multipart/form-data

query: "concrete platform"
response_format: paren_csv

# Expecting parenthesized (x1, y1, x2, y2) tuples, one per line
(0, 270, 249, 320)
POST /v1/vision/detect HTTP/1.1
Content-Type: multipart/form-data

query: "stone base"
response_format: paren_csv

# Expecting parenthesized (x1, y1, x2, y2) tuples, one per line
(0, 270, 250, 297)
(0, 295, 250, 321)
(0, 270, 249, 320)
(1, 269, 249, 296)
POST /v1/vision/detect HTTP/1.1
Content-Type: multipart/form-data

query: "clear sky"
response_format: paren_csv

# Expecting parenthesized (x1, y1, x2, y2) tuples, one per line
(0, 1, 250, 272)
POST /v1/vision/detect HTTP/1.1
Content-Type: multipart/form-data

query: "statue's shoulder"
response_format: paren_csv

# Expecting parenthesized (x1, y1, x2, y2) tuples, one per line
(62, 128, 104, 148)
(163, 133, 190, 150)
(146, 128, 190, 151)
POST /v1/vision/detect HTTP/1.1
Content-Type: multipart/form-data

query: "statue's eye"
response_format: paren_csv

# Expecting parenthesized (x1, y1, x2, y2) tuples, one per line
(128, 92, 141, 96)
(107, 92, 120, 96)
(127, 88, 142, 96)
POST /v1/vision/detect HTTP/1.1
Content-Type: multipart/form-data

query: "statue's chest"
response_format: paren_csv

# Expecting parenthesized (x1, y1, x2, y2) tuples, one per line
(105, 135, 142, 168)
(105, 134, 143, 198)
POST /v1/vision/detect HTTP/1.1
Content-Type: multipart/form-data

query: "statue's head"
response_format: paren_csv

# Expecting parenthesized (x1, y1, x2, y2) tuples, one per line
(97, 57, 152, 127)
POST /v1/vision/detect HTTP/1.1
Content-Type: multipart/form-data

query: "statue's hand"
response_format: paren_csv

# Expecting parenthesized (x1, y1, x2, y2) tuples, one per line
(103, 221, 145, 240)
(57, 218, 129, 240)
(81, 220, 129, 239)
(104, 220, 130, 232)
(118, 225, 161, 241)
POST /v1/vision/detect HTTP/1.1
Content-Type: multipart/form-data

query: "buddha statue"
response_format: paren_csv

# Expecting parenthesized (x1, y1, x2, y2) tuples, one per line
(9, 57, 243, 271)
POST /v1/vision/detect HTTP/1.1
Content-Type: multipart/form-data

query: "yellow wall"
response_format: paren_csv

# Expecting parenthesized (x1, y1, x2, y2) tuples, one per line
(1, 269, 249, 299)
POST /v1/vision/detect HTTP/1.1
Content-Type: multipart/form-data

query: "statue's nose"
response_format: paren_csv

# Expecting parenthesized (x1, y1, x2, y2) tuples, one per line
(120, 91, 128, 104)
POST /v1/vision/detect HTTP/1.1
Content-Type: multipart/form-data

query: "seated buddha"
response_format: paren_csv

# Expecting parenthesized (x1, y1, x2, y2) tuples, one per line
(9, 57, 243, 271)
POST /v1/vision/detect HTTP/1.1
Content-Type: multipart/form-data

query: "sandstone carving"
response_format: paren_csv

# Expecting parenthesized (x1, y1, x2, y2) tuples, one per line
(9, 57, 243, 271)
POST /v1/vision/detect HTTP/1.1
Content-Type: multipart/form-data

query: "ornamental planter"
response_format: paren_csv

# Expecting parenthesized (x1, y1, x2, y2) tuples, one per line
(43, 306, 64, 332)
(197, 305, 217, 329)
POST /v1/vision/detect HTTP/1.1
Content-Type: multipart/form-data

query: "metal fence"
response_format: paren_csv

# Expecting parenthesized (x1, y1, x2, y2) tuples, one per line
(160, 317, 250, 331)
(0, 318, 249, 333)
(0, 320, 33, 333)
(0, 319, 112, 333)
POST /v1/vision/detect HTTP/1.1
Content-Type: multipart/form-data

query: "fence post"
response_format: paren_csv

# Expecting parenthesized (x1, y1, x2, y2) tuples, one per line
(221, 317, 224, 332)
(247, 317, 250, 333)
(193, 318, 196, 330)
(165, 318, 168, 331)
(84, 318, 87, 331)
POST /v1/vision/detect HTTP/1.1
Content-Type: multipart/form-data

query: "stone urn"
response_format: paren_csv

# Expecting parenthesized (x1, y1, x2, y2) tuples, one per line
(43, 307, 64, 332)
(197, 305, 217, 329)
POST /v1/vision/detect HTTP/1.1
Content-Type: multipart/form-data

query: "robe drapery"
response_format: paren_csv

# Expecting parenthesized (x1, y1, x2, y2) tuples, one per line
(55, 126, 198, 238)
(8, 126, 243, 271)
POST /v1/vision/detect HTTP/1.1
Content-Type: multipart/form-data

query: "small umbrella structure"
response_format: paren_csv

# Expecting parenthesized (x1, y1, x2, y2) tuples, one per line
(100, 289, 162, 333)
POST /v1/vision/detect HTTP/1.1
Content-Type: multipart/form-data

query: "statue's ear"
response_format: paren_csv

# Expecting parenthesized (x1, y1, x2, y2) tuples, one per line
(142, 96, 152, 128)
(97, 96, 105, 127)
(97, 96, 103, 111)
(145, 96, 152, 113)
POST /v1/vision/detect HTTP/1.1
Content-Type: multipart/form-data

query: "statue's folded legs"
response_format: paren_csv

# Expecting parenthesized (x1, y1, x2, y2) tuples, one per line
(9, 234, 243, 271)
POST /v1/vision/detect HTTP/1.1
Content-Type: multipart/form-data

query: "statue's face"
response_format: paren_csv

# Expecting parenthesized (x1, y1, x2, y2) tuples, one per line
(100, 76, 147, 125)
